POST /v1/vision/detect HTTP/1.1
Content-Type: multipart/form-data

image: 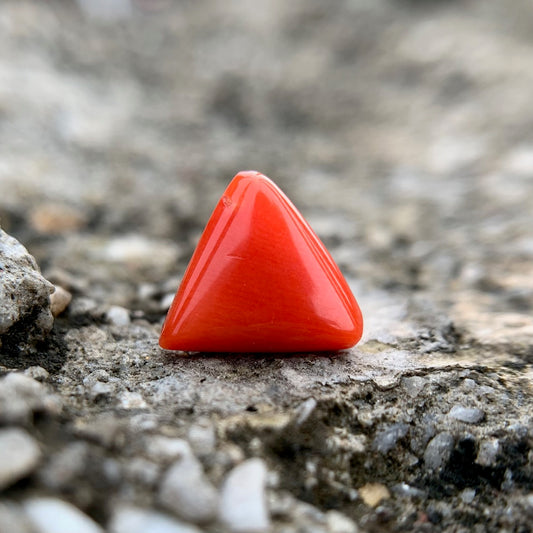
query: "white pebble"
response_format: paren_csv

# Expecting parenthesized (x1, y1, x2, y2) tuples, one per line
(146, 436, 192, 463)
(118, 391, 147, 410)
(159, 453, 218, 523)
(476, 439, 500, 467)
(109, 505, 201, 533)
(106, 306, 131, 327)
(326, 510, 359, 533)
(23, 498, 103, 533)
(23, 366, 50, 382)
(219, 458, 269, 533)
(460, 488, 476, 504)
(0, 428, 41, 490)
(448, 405, 485, 424)
(160, 293, 175, 311)
(294, 398, 317, 426)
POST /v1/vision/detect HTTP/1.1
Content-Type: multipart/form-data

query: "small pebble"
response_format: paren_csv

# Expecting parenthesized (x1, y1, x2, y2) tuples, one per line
(109, 506, 201, 533)
(460, 488, 476, 504)
(83, 369, 110, 386)
(50, 285, 72, 316)
(358, 483, 390, 508)
(138, 283, 158, 300)
(424, 432, 454, 471)
(118, 391, 148, 410)
(0, 428, 41, 490)
(160, 293, 175, 311)
(326, 510, 359, 533)
(23, 498, 103, 533)
(373, 423, 409, 454)
(462, 378, 477, 389)
(476, 439, 500, 467)
(294, 398, 317, 426)
(401, 376, 427, 398)
(69, 297, 98, 315)
(188, 419, 216, 456)
(146, 436, 192, 463)
(391, 482, 426, 500)
(23, 366, 50, 382)
(89, 381, 115, 400)
(448, 406, 485, 424)
(106, 306, 131, 327)
(219, 458, 269, 533)
(159, 451, 219, 524)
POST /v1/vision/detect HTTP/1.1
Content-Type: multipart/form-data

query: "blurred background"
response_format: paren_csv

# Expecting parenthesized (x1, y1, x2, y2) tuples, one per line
(1, 0, 532, 332)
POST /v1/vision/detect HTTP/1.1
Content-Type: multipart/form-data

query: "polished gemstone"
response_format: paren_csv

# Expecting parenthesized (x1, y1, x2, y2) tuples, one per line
(159, 171, 363, 352)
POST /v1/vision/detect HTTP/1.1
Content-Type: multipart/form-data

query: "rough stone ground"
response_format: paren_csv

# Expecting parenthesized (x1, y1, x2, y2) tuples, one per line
(1, 0, 533, 531)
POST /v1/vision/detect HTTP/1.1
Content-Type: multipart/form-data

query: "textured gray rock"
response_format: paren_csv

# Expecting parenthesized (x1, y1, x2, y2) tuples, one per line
(158, 448, 219, 524)
(23, 498, 103, 533)
(424, 432, 455, 472)
(109, 506, 201, 533)
(448, 406, 485, 424)
(219, 458, 269, 533)
(0, 427, 41, 490)
(0, 228, 54, 351)
(372, 424, 409, 454)
(476, 439, 500, 467)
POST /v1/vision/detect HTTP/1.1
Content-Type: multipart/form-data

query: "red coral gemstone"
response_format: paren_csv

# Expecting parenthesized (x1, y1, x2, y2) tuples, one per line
(159, 171, 363, 353)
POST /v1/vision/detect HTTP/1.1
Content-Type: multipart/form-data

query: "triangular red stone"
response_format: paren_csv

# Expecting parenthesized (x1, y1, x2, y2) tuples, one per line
(159, 171, 363, 352)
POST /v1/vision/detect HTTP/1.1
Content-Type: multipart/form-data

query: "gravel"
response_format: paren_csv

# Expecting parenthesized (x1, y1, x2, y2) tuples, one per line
(219, 458, 269, 533)
(0, 428, 41, 490)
